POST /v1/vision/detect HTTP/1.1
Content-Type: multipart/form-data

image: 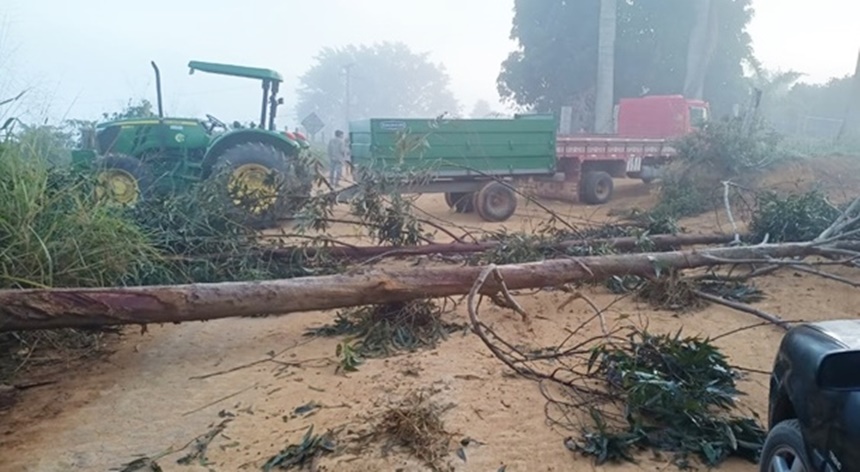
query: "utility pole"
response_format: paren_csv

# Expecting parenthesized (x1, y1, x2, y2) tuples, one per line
(594, 0, 617, 134)
(837, 49, 860, 143)
(343, 63, 355, 128)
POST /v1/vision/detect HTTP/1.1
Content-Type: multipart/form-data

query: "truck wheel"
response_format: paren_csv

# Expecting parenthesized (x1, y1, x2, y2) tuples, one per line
(212, 142, 289, 227)
(580, 171, 614, 205)
(444, 192, 475, 214)
(94, 154, 153, 206)
(474, 181, 517, 222)
(759, 419, 811, 472)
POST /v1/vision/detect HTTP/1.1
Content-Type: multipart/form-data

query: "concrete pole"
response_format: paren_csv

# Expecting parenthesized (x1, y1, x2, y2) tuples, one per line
(837, 49, 860, 143)
(594, 0, 617, 134)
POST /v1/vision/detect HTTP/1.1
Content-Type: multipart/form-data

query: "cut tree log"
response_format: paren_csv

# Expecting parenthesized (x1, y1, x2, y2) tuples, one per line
(0, 240, 855, 332)
(278, 233, 737, 260)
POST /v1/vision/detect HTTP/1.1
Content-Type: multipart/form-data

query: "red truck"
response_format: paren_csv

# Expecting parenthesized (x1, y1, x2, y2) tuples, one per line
(535, 94, 709, 204)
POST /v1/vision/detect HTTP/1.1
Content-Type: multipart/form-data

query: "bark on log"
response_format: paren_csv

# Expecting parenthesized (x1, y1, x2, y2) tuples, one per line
(0, 241, 853, 332)
(279, 233, 737, 260)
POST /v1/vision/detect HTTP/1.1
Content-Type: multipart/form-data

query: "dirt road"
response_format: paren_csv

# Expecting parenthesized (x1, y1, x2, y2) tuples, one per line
(1, 166, 858, 472)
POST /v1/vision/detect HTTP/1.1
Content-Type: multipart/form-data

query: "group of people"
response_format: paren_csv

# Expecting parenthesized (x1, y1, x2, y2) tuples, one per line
(326, 129, 351, 188)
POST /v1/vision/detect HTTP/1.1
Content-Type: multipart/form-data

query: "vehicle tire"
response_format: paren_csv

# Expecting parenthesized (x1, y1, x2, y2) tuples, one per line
(94, 154, 153, 206)
(444, 192, 475, 214)
(211, 142, 292, 228)
(474, 181, 517, 222)
(580, 171, 614, 205)
(759, 419, 812, 472)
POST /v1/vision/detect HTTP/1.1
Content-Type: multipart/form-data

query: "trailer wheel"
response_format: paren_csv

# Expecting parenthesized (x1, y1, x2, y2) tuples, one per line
(474, 182, 517, 222)
(444, 192, 475, 213)
(580, 171, 614, 205)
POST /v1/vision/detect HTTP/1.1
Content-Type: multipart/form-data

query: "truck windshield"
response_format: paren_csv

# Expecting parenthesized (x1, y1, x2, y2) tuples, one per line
(690, 106, 708, 128)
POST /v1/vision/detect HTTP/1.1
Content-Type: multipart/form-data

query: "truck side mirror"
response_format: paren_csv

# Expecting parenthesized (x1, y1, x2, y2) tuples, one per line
(818, 350, 860, 390)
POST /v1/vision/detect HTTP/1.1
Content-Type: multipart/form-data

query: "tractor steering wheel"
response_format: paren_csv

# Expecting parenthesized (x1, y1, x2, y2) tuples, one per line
(205, 114, 228, 133)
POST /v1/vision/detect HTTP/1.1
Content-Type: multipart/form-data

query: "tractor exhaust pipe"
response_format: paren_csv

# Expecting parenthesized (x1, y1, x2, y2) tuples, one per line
(151, 61, 164, 118)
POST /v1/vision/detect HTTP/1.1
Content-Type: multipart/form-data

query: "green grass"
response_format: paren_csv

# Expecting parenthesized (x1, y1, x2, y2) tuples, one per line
(0, 143, 159, 289)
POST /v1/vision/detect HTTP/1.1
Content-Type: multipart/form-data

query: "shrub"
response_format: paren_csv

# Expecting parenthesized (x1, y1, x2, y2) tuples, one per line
(653, 117, 784, 219)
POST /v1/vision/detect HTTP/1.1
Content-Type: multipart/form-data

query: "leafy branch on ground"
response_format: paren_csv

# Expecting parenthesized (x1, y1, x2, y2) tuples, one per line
(607, 271, 765, 312)
(306, 300, 463, 368)
(572, 329, 765, 467)
(263, 425, 336, 471)
(749, 189, 854, 243)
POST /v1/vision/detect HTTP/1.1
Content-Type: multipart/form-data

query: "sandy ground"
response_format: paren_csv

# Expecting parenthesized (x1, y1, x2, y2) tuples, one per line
(2, 157, 860, 472)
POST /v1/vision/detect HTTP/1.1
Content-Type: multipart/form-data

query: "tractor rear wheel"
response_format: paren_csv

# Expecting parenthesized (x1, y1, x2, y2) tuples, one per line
(474, 181, 517, 222)
(212, 142, 293, 227)
(94, 154, 152, 206)
(444, 192, 475, 214)
(580, 171, 614, 205)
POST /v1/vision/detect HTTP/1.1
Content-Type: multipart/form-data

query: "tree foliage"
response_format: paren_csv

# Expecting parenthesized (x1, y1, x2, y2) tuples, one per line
(102, 98, 156, 121)
(762, 75, 853, 139)
(296, 42, 460, 134)
(497, 0, 755, 125)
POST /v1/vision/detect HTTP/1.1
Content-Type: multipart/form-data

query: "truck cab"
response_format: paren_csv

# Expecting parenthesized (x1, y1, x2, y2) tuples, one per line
(761, 320, 860, 472)
(615, 95, 709, 139)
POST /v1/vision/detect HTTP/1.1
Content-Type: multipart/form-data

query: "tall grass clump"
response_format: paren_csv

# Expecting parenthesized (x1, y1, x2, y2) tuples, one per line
(0, 143, 160, 383)
(0, 144, 158, 289)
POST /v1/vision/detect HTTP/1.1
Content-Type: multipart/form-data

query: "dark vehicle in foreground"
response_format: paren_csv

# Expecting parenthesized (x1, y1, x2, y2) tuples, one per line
(761, 319, 860, 472)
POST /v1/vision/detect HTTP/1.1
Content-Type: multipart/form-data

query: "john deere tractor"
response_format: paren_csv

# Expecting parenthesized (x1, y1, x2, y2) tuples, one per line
(72, 60, 313, 227)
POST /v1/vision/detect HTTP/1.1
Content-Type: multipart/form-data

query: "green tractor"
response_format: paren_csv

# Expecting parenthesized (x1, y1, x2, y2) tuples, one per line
(72, 60, 313, 227)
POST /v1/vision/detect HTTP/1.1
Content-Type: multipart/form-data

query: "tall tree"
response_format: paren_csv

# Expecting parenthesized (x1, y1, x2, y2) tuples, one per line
(498, 0, 755, 127)
(838, 50, 860, 143)
(296, 42, 460, 134)
(470, 99, 494, 118)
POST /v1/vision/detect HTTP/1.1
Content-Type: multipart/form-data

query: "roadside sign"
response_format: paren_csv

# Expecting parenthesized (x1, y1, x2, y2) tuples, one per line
(301, 112, 325, 136)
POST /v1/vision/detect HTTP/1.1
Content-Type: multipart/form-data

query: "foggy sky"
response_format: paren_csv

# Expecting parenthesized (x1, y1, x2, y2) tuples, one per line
(2, 0, 859, 129)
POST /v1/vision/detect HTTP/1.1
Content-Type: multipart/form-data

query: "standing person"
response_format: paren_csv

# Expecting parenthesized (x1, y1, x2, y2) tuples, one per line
(343, 136, 353, 179)
(327, 130, 347, 187)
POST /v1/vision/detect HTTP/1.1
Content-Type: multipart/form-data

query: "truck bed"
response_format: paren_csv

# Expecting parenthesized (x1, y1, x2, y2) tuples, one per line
(556, 134, 678, 177)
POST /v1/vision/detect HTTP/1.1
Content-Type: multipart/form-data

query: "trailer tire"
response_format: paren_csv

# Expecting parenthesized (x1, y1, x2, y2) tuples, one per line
(580, 171, 614, 205)
(474, 181, 517, 222)
(444, 192, 475, 214)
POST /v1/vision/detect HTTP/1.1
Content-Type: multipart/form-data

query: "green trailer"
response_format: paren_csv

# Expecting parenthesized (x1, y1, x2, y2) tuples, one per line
(342, 114, 560, 222)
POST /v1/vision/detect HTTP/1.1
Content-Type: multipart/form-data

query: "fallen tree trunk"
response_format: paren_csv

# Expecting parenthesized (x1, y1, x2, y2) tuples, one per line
(0, 241, 855, 332)
(277, 233, 737, 260)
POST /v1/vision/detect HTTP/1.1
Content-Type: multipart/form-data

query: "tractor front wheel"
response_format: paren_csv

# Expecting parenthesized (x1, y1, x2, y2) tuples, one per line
(213, 143, 291, 227)
(94, 154, 152, 206)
